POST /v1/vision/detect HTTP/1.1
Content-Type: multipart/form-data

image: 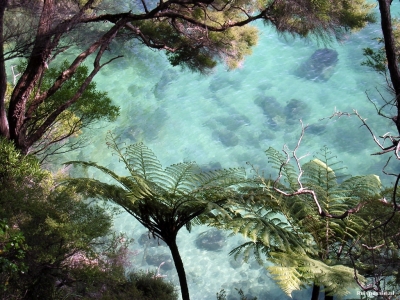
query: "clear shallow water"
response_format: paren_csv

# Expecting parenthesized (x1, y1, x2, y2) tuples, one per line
(63, 4, 400, 299)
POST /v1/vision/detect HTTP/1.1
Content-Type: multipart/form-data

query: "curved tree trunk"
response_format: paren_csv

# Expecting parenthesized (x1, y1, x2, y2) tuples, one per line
(168, 239, 190, 300)
(378, 0, 400, 134)
(7, 0, 56, 152)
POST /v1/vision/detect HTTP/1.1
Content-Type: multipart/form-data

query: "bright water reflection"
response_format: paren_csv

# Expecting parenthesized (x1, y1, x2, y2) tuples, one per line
(66, 4, 400, 299)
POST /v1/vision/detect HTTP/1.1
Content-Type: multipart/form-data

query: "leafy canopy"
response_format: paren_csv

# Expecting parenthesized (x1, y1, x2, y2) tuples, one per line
(1, 0, 376, 155)
(13, 60, 120, 159)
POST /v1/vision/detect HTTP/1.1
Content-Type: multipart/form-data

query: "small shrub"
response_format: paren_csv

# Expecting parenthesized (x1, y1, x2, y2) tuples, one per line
(101, 271, 178, 300)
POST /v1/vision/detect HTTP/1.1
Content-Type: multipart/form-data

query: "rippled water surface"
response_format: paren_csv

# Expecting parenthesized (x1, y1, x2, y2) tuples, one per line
(64, 3, 400, 299)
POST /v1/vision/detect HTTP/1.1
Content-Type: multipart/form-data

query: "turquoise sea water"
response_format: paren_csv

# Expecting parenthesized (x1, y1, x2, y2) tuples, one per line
(62, 3, 400, 300)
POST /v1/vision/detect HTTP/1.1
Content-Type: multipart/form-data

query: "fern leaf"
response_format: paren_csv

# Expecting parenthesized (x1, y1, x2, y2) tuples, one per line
(124, 142, 164, 181)
(65, 160, 152, 199)
(266, 147, 299, 187)
(164, 162, 199, 194)
(268, 265, 304, 296)
(268, 251, 363, 297)
(195, 168, 247, 188)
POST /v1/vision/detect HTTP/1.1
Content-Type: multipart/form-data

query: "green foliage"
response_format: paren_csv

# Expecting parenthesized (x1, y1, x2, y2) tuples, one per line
(94, 270, 178, 300)
(265, 0, 375, 40)
(127, 0, 372, 73)
(132, 8, 259, 73)
(362, 19, 400, 76)
(218, 146, 381, 297)
(15, 60, 120, 158)
(267, 251, 359, 297)
(0, 137, 124, 299)
(362, 47, 387, 74)
(350, 186, 400, 288)
(0, 137, 51, 218)
(65, 131, 247, 240)
(0, 219, 28, 292)
(0, 137, 44, 183)
(65, 131, 248, 300)
(264, 146, 380, 296)
(212, 189, 306, 264)
(39, 60, 119, 122)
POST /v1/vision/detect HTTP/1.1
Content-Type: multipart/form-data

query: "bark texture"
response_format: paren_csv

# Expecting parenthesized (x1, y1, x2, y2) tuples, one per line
(379, 0, 400, 134)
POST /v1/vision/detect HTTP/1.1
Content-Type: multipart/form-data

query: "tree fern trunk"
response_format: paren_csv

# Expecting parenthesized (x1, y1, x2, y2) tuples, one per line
(325, 290, 333, 300)
(168, 239, 190, 300)
(311, 283, 320, 300)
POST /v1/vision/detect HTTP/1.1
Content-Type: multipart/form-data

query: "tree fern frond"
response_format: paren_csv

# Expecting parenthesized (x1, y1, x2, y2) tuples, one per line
(268, 264, 305, 296)
(124, 142, 164, 182)
(105, 131, 136, 174)
(229, 241, 267, 264)
(224, 205, 303, 253)
(265, 147, 299, 189)
(339, 174, 382, 198)
(64, 178, 143, 214)
(195, 168, 247, 188)
(164, 162, 200, 194)
(268, 251, 363, 297)
(65, 160, 153, 199)
(303, 159, 338, 195)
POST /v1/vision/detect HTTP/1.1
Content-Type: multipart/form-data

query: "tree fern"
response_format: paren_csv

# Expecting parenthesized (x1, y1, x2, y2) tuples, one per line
(65, 132, 248, 300)
(298, 148, 381, 259)
(266, 146, 381, 298)
(220, 146, 381, 299)
(268, 251, 363, 297)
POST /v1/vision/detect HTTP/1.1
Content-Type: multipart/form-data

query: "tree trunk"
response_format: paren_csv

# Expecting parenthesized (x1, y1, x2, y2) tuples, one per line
(168, 239, 190, 300)
(0, 0, 8, 139)
(324, 290, 333, 300)
(311, 283, 320, 300)
(5, 0, 123, 154)
(7, 0, 55, 152)
(378, 0, 400, 134)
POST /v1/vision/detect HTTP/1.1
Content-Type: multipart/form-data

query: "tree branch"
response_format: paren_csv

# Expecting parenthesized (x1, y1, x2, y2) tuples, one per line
(24, 21, 125, 148)
(271, 120, 367, 219)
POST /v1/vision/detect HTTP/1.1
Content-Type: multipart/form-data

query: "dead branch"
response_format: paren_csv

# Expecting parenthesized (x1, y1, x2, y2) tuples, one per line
(271, 120, 366, 219)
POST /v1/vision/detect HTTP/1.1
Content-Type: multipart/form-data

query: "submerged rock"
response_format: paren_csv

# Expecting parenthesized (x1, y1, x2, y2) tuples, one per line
(209, 72, 242, 92)
(215, 114, 250, 131)
(307, 123, 327, 135)
(138, 233, 167, 247)
(145, 253, 174, 270)
(195, 229, 226, 251)
(254, 95, 283, 117)
(295, 48, 338, 82)
(212, 128, 239, 147)
(254, 95, 285, 128)
(284, 99, 309, 125)
(257, 82, 273, 91)
(143, 107, 169, 141)
(258, 128, 276, 141)
(154, 69, 178, 99)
